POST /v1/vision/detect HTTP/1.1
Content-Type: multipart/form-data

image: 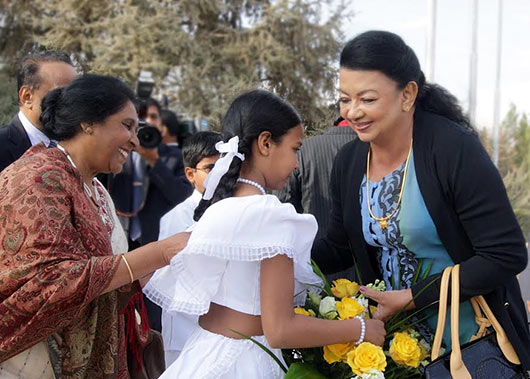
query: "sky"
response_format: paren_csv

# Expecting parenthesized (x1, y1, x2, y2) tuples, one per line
(336, 0, 530, 129)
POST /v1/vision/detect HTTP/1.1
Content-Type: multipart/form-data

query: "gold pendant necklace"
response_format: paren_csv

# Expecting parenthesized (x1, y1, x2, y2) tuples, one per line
(366, 139, 413, 230)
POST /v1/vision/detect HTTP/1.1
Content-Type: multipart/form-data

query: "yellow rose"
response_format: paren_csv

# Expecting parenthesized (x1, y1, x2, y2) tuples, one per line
(323, 342, 356, 364)
(294, 307, 315, 317)
(346, 342, 387, 376)
(331, 279, 360, 298)
(336, 297, 365, 320)
(389, 331, 422, 368)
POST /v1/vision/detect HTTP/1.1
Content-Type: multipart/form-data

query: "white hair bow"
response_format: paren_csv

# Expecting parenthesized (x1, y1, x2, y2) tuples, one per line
(202, 136, 245, 201)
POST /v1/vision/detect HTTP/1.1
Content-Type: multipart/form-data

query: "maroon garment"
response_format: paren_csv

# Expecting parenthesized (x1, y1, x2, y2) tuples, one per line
(0, 144, 137, 378)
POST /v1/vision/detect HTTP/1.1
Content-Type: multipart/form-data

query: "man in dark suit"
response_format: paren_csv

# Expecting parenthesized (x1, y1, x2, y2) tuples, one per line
(276, 117, 356, 280)
(0, 50, 76, 172)
(277, 117, 356, 239)
(109, 99, 193, 246)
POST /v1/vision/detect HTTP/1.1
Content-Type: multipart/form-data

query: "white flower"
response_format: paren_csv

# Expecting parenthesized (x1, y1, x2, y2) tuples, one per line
(319, 296, 337, 319)
(352, 369, 385, 379)
(354, 295, 370, 318)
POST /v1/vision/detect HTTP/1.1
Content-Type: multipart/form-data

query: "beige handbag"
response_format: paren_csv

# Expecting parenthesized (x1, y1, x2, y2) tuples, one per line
(425, 264, 522, 379)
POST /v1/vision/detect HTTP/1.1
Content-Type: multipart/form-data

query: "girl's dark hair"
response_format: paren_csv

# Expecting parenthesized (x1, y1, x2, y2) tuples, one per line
(193, 89, 301, 221)
(40, 74, 136, 141)
(340, 30, 473, 131)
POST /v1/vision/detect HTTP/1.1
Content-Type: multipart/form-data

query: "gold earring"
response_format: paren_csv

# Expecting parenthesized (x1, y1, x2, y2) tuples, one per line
(85, 127, 93, 134)
(403, 104, 410, 112)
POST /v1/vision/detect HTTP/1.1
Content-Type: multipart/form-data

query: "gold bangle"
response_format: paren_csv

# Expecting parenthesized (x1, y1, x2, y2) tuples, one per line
(121, 255, 134, 284)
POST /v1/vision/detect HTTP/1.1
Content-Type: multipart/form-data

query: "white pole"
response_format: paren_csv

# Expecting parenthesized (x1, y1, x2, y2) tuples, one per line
(468, 0, 479, 126)
(425, 0, 437, 81)
(493, 0, 503, 166)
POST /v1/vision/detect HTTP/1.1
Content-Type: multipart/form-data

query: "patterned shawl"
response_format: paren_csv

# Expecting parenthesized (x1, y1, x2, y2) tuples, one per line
(0, 144, 137, 378)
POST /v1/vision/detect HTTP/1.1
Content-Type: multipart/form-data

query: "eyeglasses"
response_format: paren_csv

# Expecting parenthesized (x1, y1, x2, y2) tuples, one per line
(194, 163, 215, 173)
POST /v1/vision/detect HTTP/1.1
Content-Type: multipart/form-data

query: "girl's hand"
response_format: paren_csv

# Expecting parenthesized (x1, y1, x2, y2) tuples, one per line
(364, 318, 386, 347)
(360, 286, 415, 321)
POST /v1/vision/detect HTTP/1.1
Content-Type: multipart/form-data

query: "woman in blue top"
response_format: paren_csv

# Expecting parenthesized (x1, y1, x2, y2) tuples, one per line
(312, 30, 530, 370)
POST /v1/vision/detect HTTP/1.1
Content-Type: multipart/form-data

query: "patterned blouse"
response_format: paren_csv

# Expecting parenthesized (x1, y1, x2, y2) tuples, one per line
(360, 151, 477, 347)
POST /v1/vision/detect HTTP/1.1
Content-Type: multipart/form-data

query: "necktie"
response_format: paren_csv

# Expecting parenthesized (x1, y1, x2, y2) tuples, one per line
(129, 152, 145, 242)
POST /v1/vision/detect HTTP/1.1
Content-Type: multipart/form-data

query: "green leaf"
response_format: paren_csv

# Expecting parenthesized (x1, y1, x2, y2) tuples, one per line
(411, 259, 423, 285)
(348, 241, 364, 285)
(311, 259, 333, 297)
(229, 329, 288, 373)
(421, 260, 433, 280)
(386, 276, 439, 326)
(284, 362, 327, 379)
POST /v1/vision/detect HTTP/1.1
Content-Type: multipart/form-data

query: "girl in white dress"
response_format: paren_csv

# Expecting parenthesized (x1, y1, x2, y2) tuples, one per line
(144, 90, 386, 378)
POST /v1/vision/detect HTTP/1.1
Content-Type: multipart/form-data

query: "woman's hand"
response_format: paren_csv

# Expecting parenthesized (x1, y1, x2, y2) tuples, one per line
(364, 318, 386, 347)
(360, 286, 415, 322)
(159, 232, 191, 265)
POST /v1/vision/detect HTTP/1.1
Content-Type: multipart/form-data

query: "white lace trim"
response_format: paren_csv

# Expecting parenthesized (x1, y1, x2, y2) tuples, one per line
(144, 243, 322, 315)
(144, 256, 212, 315)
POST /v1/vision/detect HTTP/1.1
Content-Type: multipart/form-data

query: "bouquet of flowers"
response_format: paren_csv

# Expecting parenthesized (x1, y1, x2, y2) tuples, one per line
(280, 262, 435, 379)
(234, 261, 437, 378)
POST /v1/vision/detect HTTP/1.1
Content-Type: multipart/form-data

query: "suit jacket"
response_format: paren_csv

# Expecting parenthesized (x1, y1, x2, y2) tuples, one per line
(108, 143, 193, 245)
(0, 115, 31, 173)
(312, 108, 530, 368)
(276, 126, 356, 238)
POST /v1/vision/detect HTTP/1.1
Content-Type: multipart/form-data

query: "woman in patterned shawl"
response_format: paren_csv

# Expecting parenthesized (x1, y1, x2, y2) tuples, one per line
(0, 74, 189, 378)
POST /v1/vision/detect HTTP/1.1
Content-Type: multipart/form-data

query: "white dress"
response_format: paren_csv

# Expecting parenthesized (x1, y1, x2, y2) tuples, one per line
(158, 189, 202, 367)
(144, 194, 322, 378)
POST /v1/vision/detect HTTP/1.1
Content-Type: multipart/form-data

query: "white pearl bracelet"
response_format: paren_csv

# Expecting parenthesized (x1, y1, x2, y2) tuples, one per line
(355, 316, 366, 345)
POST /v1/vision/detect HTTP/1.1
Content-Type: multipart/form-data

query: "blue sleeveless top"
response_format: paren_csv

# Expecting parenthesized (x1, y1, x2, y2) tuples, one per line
(360, 151, 477, 347)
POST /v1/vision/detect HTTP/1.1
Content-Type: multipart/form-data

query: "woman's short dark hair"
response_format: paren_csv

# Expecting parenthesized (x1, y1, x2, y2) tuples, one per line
(193, 89, 301, 221)
(182, 131, 222, 168)
(40, 74, 136, 141)
(340, 30, 473, 131)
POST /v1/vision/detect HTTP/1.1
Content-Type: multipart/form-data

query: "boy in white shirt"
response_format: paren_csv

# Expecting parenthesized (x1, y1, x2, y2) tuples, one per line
(157, 131, 221, 367)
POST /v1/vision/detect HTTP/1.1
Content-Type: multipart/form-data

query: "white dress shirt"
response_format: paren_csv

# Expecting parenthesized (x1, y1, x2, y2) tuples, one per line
(18, 111, 54, 147)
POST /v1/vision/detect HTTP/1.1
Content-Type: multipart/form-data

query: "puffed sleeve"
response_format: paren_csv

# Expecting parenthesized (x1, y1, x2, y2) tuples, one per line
(144, 195, 323, 314)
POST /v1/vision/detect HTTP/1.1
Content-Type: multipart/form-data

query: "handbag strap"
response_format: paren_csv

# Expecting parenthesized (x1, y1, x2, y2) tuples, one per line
(431, 266, 452, 360)
(449, 265, 472, 378)
(430, 265, 521, 378)
(473, 295, 520, 364)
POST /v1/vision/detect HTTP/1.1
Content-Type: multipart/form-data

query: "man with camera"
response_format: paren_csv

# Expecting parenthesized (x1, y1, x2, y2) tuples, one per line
(109, 96, 192, 247)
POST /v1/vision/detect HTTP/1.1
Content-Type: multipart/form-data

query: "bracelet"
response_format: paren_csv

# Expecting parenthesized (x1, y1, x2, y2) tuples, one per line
(121, 255, 134, 284)
(355, 316, 366, 345)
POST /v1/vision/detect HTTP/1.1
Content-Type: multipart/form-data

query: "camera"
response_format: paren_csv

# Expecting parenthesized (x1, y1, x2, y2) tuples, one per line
(136, 71, 162, 148)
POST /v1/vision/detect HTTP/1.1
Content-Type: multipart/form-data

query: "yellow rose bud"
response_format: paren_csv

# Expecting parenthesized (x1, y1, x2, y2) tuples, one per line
(389, 331, 422, 368)
(346, 342, 387, 376)
(323, 342, 356, 364)
(331, 279, 360, 298)
(294, 307, 315, 317)
(336, 297, 365, 320)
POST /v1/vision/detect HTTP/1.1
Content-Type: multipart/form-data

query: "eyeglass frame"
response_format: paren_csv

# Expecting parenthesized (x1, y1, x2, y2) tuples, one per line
(193, 163, 215, 174)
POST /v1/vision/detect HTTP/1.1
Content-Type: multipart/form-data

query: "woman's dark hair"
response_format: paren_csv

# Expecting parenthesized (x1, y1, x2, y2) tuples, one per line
(182, 131, 222, 168)
(40, 74, 136, 141)
(193, 89, 301, 221)
(340, 30, 473, 131)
